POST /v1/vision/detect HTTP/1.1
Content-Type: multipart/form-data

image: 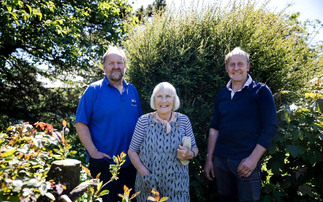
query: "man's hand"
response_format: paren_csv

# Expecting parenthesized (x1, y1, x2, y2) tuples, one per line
(90, 150, 111, 160)
(204, 159, 215, 181)
(237, 157, 257, 178)
(237, 144, 266, 178)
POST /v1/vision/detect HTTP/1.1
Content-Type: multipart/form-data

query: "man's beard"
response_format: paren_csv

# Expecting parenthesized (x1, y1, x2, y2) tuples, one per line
(108, 71, 123, 82)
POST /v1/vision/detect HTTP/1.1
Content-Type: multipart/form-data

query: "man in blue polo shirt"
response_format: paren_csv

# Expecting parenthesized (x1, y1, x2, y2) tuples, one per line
(75, 46, 142, 201)
(204, 47, 277, 202)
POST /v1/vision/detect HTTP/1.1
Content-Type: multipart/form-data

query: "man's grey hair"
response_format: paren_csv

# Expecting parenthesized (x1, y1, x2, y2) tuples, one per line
(225, 47, 250, 65)
(102, 46, 127, 67)
(150, 82, 180, 111)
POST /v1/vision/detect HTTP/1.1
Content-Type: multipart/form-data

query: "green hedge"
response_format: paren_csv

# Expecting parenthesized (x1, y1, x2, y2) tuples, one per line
(123, 1, 321, 201)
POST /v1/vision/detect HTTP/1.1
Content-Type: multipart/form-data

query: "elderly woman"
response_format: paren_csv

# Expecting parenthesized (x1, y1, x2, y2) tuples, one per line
(128, 82, 198, 202)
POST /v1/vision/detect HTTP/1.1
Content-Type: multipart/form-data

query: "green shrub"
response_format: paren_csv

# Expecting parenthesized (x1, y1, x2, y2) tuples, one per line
(0, 121, 132, 201)
(0, 121, 75, 201)
(263, 92, 323, 201)
(123, 1, 321, 201)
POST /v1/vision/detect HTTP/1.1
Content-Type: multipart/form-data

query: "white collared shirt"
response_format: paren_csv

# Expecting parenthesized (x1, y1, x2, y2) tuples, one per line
(226, 75, 253, 99)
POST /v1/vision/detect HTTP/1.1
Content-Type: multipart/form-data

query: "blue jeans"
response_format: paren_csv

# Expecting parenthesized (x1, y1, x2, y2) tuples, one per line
(213, 156, 261, 202)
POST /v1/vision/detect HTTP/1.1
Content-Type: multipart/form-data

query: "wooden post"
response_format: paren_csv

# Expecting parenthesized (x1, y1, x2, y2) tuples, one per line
(46, 159, 81, 194)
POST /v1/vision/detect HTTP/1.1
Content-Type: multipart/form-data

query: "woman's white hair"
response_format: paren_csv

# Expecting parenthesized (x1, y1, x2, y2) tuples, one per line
(150, 82, 180, 111)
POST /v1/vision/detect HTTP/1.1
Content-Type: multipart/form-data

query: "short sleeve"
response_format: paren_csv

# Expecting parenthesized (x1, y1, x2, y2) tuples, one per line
(75, 86, 95, 125)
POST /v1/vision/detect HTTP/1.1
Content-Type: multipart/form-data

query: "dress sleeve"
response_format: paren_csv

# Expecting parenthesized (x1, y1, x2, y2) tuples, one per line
(129, 114, 149, 152)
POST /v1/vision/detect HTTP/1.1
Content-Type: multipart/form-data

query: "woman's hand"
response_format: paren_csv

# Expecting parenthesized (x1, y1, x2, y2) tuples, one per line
(139, 166, 151, 176)
(177, 145, 194, 160)
(128, 149, 151, 176)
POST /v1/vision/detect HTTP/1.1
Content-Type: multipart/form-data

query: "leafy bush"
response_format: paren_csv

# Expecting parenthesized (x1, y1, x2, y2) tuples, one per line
(263, 92, 323, 201)
(123, 1, 321, 201)
(0, 121, 75, 201)
(0, 121, 160, 201)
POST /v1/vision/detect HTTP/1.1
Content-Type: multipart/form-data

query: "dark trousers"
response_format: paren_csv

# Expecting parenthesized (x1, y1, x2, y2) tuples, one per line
(213, 156, 261, 202)
(89, 158, 137, 202)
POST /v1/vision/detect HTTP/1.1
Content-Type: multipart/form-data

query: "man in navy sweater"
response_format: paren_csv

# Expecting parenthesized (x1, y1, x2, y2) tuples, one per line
(204, 47, 277, 202)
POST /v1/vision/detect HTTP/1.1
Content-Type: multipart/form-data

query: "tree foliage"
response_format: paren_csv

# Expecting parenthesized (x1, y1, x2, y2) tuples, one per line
(0, 0, 136, 129)
(134, 0, 166, 22)
(124, 1, 321, 201)
(264, 93, 323, 201)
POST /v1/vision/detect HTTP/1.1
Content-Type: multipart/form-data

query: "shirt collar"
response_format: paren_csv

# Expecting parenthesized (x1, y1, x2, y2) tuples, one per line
(103, 76, 128, 87)
(226, 74, 253, 91)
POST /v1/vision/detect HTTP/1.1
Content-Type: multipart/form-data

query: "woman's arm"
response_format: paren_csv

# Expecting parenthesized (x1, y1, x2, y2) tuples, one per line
(128, 149, 151, 176)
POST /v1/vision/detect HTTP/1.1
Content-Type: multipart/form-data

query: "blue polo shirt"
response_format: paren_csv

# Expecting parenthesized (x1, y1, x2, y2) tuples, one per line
(75, 76, 143, 167)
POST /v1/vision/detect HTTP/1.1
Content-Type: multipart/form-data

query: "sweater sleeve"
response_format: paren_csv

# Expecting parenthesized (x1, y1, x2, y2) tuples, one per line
(210, 90, 223, 130)
(257, 85, 278, 148)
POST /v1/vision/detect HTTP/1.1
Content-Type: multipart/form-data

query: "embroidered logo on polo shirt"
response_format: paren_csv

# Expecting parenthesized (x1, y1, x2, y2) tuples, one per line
(131, 99, 137, 106)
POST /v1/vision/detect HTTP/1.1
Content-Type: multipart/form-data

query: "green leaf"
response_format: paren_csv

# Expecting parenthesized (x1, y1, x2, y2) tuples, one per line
(45, 192, 56, 200)
(99, 189, 109, 196)
(97, 180, 103, 192)
(17, 0, 23, 8)
(7, 6, 12, 12)
(39, 182, 48, 196)
(28, 179, 41, 187)
(298, 184, 314, 197)
(36, 12, 42, 21)
(26, 5, 32, 14)
(270, 160, 283, 175)
(286, 145, 303, 158)
(1, 148, 16, 157)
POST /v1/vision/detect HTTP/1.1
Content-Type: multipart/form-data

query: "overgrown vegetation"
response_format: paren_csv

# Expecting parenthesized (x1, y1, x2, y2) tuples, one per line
(0, 121, 133, 201)
(0, 121, 75, 201)
(0, 0, 322, 201)
(124, 1, 322, 201)
(0, 0, 137, 129)
(263, 92, 323, 201)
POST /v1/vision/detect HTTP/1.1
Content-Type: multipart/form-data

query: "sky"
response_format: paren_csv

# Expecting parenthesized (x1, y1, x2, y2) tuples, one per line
(131, 0, 323, 44)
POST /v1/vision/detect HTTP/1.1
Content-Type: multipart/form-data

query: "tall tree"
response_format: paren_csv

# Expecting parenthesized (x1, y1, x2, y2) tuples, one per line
(135, 0, 166, 22)
(0, 0, 136, 128)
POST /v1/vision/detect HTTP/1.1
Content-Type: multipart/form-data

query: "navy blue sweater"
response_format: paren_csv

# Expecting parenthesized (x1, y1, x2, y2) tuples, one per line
(210, 81, 277, 160)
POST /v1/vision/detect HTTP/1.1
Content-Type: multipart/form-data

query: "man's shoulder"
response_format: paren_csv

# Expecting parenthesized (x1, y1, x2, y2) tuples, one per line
(249, 81, 271, 91)
(88, 78, 105, 87)
(81, 79, 105, 96)
(126, 82, 138, 90)
(250, 80, 265, 87)
(215, 87, 229, 98)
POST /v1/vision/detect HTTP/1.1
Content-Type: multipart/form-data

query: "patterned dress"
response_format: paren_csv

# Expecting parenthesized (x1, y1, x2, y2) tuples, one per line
(135, 113, 190, 202)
